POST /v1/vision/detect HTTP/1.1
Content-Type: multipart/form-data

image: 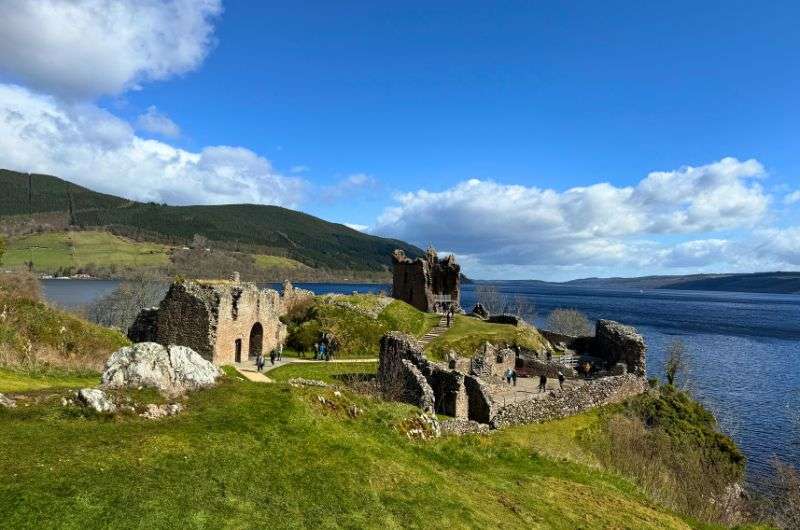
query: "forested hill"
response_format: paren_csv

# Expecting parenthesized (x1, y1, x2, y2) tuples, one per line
(564, 271, 800, 294)
(0, 169, 423, 271)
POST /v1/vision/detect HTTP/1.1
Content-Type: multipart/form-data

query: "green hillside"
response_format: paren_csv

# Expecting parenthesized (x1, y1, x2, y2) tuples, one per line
(0, 169, 423, 271)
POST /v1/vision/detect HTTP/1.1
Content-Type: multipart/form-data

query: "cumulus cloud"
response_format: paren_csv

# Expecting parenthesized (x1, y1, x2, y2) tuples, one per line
(0, 0, 222, 99)
(0, 83, 305, 206)
(784, 190, 800, 205)
(136, 106, 181, 138)
(373, 158, 771, 274)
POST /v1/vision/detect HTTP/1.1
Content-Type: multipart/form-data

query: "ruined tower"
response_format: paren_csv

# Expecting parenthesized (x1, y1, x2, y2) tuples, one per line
(391, 247, 461, 313)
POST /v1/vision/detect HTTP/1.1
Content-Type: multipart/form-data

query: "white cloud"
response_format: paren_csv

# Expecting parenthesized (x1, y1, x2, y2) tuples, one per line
(784, 190, 800, 205)
(321, 173, 379, 202)
(0, 83, 306, 206)
(136, 106, 181, 138)
(374, 158, 772, 276)
(0, 0, 222, 98)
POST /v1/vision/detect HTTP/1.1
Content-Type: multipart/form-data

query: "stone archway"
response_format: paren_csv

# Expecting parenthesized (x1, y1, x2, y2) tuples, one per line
(249, 322, 264, 358)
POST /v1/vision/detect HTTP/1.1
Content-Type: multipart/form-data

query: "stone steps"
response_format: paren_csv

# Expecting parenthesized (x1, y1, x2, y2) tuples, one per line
(419, 316, 451, 346)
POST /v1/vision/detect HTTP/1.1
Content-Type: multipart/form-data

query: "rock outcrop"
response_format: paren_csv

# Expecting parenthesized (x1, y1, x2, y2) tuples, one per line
(102, 342, 221, 395)
(76, 388, 116, 413)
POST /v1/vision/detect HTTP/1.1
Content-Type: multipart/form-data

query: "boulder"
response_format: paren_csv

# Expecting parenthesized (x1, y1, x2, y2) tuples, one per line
(102, 342, 221, 395)
(0, 393, 16, 408)
(470, 303, 489, 319)
(487, 314, 522, 326)
(76, 388, 116, 413)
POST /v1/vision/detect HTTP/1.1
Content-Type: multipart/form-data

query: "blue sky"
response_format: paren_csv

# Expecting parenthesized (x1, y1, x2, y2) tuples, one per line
(0, 1, 798, 279)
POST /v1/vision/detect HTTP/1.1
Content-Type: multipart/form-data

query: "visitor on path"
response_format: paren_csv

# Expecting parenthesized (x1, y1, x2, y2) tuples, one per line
(505, 368, 513, 385)
(313, 342, 319, 360)
(558, 371, 565, 390)
(446, 309, 451, 328)
(319, 342, 326, 361)
(269, 349, 276, 366)
(511, 369, 518, 386)
(256, 353, 265, 372)
(538, 374, 547, 393)
(277, 343, 283, 361)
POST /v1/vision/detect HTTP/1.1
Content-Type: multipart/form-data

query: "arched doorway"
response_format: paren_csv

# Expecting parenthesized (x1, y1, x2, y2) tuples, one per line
(249, 322, 264, 358)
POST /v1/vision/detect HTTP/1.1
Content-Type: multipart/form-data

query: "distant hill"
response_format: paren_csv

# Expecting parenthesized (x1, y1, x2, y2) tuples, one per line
(564, 272, 800, 294)
(0, 169, 423, 272)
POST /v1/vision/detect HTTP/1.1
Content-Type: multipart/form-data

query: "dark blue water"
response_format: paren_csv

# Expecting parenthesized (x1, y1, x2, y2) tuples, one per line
(41, 279, 800, 483)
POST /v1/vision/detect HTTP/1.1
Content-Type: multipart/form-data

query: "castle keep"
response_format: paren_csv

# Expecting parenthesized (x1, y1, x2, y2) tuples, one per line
(392, 247, 461, 313)
(129, 278, 310, 365)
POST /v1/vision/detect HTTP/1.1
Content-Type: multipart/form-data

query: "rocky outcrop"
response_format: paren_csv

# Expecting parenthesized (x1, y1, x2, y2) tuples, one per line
(491, 374, 646, 428)
(102, 342, 221, 395)
(470, 303, 488, 319)
(486, 314, 522, 326)
(0, 393, 16, 408)
(76, 388, 116, 413)
(594, 320, 646, 376)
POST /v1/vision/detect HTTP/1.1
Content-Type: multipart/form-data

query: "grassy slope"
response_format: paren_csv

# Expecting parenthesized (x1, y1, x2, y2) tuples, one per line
(0, 169, 424, 271)
(0, 371, 698, 530)
(268, 362, 377, 383)
(425, 315, 553, 360)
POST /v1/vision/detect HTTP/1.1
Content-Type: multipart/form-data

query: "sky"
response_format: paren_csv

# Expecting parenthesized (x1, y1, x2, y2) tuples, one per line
(0, 0, 798, 280)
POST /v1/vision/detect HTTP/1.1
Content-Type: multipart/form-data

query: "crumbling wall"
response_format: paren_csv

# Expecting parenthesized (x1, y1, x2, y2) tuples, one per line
(491, 374, 647, 428)
(593, 319, 646, 376)
(152, 282, 218, 360)
(427, 366, 467, 418)
(464, 375, 496, 424)
(470, 343, 515, 382)
(128, 308, 159, 343)
(391, 248, 461, 312)
(400, 360, 435, 413)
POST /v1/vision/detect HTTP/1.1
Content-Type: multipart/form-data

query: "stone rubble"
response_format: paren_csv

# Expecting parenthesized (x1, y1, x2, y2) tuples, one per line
(0, 393, 16, 408)
(140, 403, 184, 420)
(288, 378, 330, 388)
(75, 388, 117, 413)
(439, 418, 491, 436)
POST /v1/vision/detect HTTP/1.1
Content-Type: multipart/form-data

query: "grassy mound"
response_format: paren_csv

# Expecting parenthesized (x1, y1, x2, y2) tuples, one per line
(425, 315, 553, 360)
(285, 294, 440, 358)
(0, 273, 129, 371)
(269, 361, 377, 384)
(0, 370, 701, 529)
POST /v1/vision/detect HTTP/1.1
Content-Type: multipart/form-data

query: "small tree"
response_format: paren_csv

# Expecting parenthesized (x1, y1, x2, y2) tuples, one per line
(664, 338, 687, 386)
(191, 234, 208, 250)
(546, 308, 592, 336)
(475, 284, 508, 315)
(509, 293, 536, 320)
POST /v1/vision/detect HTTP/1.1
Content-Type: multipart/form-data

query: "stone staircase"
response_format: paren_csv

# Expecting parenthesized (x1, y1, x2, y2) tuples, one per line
(419, 315, 450, 346)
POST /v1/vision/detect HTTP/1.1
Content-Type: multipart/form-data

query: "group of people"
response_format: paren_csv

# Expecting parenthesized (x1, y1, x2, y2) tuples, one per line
(313, 341, 332, 361)
(536, 371, 566, 392)
(255, 343, 283, 372)
(504, 367, 518, 386)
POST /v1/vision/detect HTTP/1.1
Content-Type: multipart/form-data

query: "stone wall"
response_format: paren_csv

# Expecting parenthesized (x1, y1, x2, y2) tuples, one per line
(470, 343, 515, 382)
(427, 366, 467, 418)
(128, 308, 159, 343)
(593, 320, 646, 376)
(491, 374, 647, 428)
(464, 375, 496, 424)
(391, 247, 461, 312)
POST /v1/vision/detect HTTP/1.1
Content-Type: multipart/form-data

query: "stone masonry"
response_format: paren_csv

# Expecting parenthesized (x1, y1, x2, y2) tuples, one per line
(391, 247, 461, 313)
(128, 276, 288, 365)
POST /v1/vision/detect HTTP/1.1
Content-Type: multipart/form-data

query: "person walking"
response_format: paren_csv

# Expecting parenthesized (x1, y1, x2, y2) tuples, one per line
(446, 308, 452, 328)
(319, 342, 326, 361)
(269, 349, 276, 366)
(504, 367, 513, 385)
(277, 343, 283, 361)
(538, 374, 547, 393)
(558, 371, 565, 390)
(256, 353, 265, 372)
(511, 369, 518, 386)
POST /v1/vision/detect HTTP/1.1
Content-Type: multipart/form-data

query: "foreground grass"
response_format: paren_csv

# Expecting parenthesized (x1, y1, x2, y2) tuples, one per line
(0, 371, 699, 529)
(268, 361, 377, 384)
(0, 367, 99, 393)
(426, 315, 553, 360)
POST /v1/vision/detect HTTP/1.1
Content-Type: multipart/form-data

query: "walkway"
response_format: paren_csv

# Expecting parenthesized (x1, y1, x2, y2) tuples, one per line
(419, 314, 451, 346)
(233, 356, 377, 383)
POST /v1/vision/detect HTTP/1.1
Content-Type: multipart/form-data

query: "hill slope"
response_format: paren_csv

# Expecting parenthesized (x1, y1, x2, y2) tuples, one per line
(564, 271, 800, 294)
(0, 169, 423, 271)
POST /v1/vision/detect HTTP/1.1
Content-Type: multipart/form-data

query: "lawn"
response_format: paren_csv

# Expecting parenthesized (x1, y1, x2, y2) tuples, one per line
(0, 367, 99, 393)
(426, 315, 554, 360)
(268, 361, 377, 384)
(0, 370, 700, 530)
(4, 231, 171, 272)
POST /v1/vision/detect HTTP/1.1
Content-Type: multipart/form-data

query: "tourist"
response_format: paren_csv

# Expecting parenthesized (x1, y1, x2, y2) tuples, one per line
(511, 369, 518, 386)
(557, 371, 565, 390)
(277, 343, 283, 361)
(446, 309, 451, 328)
(313, 342, 319, 359)
(504, 367, 513, 385)
(546, 350, 552, 361)
(319, 342, 326, 361)
(256, 353, 265, 372)
(270, 349, 276, 366)
(538, 374, 547, 393)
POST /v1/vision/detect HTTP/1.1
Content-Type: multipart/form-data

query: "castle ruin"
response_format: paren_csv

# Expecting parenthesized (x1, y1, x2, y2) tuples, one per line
(392, 247, 461, 313)
(128, 277, 312, 365)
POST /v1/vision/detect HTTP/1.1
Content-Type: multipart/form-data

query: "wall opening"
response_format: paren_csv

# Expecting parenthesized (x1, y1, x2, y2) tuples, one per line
(249, 322, 264, 358)
(235, 339, 242, 363)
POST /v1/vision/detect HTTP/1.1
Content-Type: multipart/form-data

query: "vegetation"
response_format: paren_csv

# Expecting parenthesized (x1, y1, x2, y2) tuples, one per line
(0, 272, 129, 371)
(284, 295, 440, 357)
(0, 368, 707, 529)
(426, 314, 553, 360)
(664, 339, 688, 386)
(0, 169, 423, 272)
(0, 235, 5, 265)
(546, 308, 593, 336)
(0, 366, 98, 394)
(475, 284, 536, 318)
(83, 274, 168, 331)
(268, 361, 377, 384)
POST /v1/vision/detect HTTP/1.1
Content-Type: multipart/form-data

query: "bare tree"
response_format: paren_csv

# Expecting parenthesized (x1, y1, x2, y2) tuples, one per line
(191, 233, 209, 250)
(475, 284, 508, 315)
(85, 272, 167, 330)
(665, 338, 687, 386)
(546, 308, 592, 336)
(509, 293, 536, 321)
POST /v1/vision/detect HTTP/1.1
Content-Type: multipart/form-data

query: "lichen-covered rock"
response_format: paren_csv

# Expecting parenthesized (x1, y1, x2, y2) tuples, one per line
(102, 342, 220, 395)
(140, 403, 184, 419)
(0, 393, 16, 408)
(76, 388, 116, 413)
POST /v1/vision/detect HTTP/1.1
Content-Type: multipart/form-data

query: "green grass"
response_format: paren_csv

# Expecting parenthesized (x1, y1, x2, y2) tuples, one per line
(5, 231, 171, 272)
(426, 315, 553, 360)
(268, 361, 377, 384)
(0, 367, 99, 393)
(253, 254, 310, 271)
(0, 370, 702, 529)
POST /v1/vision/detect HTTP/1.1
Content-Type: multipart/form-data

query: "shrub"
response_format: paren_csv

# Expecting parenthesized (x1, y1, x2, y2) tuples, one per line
(546, 308, 592, 336)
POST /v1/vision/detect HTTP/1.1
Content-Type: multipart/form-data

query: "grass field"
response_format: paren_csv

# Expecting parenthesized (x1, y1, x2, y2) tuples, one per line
(253, 254, 310, 271)
(268, 361, 377, 383)
(0, 367, 702, 530)
(425, 315, 553, 360)
(0, 367, 99, 393)
(4, 231, 171, 272)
